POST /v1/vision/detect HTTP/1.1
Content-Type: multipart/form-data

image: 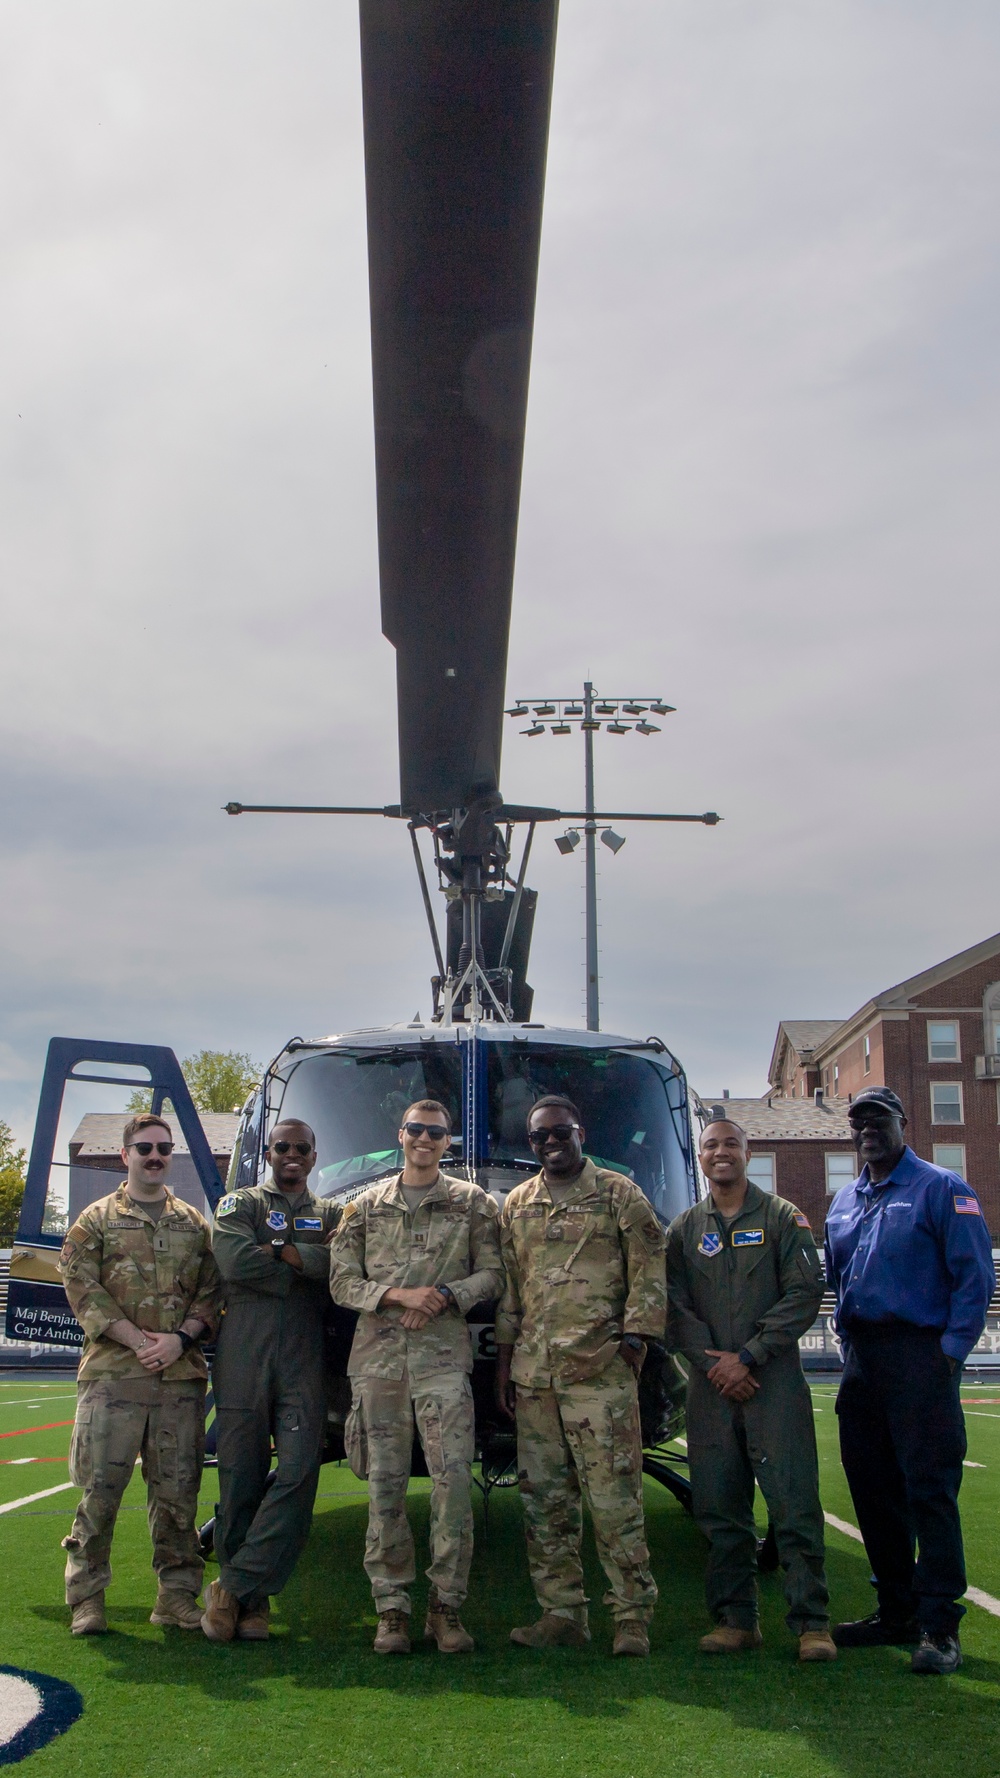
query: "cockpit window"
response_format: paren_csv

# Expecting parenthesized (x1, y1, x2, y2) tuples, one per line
(274, 1047, 463, 1195)
(486, 1045, 694, 1225)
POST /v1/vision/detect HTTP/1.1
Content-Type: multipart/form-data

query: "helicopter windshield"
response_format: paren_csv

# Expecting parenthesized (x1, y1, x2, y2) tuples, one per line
(276, 1048, 464, 1195)
(486, 1044, 693, 1225)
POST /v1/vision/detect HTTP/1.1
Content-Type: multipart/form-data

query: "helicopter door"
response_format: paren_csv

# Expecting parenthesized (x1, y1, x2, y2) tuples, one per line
(5, 1038, 224, 1350)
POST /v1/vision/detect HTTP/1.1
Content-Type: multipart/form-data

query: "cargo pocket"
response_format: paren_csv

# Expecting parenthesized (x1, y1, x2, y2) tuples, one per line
(68, 1400, 93, 1489)
(344, 1395, 369, 1481)
(609, 1390, 642, 1477)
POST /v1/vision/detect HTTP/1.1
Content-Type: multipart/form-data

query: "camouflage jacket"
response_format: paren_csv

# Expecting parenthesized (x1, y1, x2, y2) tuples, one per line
(329, 1172, 503, 1380)
(59, 1186, 222, 1382)
(495, 1160, 667, 1387)
(666, 1185, 824, 1374)
(211, 1181, 340, 1309)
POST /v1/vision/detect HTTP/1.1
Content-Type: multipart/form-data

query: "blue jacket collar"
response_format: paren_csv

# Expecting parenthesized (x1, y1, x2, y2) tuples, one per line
(857, 1145, 918, 1199)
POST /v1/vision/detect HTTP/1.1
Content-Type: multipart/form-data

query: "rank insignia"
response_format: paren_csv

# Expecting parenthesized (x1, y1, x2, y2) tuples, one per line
(698, 1232, 723, 1257)
(953, 1196, 982, 1216)
(732, 1229, 764, 1247)
(266, 1210, 288, 1232)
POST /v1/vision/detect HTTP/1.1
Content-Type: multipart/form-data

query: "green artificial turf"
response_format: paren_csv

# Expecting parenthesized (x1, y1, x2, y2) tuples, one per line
(3, 1376, 1000, 1778)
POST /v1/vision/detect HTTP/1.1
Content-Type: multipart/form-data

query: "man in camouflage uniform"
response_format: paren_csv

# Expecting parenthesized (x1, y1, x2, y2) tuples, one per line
(58, 1112, 222, 1636)
(329, 1098, 503, 1655)
(495, 1095, 666, 1657)
(666, 1118, 835, 1660)
(203, 1117, 340, 1643)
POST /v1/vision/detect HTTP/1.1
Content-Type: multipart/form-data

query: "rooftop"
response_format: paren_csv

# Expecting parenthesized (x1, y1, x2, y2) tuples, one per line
(69, 1112, 240, 1158)
(695, 1095, 854, 1142)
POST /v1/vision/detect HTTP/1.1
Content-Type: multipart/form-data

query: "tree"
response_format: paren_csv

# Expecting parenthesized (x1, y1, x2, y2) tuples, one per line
(0, 1119, 27, 1247)
(125, 1050, 260, 1117)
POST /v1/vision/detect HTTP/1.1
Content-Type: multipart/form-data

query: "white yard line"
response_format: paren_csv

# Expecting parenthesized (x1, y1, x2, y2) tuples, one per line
(965, 1412, 1000, 1419)
(824, 1512, 1000, 1618)
(0, 1482, 75, 1516)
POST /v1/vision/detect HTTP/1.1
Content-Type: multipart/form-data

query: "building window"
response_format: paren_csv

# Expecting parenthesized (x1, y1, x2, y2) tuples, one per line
(746, 1154, 775, 1193)
(931, 1082, 964, 1124)
(825, 1153, 855, 1195)
(863, 1035, 871, 1074)
(933, 1144, 966, 1178)
(833, 1063, 840, 1096)
(992, 1019, 1000, 1058)
(927, 1021, 960, 1062)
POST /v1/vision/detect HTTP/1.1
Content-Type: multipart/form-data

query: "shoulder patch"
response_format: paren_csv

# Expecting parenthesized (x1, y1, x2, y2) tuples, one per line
(793, 1211, 811, 1229)
(953, 1195, 983, 1216)
(215, 1194, 238, 1217)
(732, 1229, 765, 1247)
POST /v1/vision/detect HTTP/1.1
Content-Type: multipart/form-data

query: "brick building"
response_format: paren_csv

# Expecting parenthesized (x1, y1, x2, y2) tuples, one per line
(697, 930, 1000, 1241)
(67, 1113, 239, 1221)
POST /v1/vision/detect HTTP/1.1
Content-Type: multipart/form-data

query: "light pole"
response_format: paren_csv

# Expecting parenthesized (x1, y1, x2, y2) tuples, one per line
(506, 684, 678, 1031)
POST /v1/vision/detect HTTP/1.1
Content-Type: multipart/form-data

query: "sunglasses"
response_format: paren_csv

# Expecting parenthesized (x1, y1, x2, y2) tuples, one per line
(527, 1124, 579, 1146)
(270, 1140, 313, 1156)
(129, 1141, 173, 1157)
(402, 1121, 451, 1141)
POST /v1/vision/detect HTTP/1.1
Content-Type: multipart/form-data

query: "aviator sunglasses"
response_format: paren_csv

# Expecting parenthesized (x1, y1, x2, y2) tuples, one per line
(527, 1123, 580, 1146)
(270, 1140, 314, 1156)
(402, 1121, 451, 1141)
(128, 1140, 174, 1157)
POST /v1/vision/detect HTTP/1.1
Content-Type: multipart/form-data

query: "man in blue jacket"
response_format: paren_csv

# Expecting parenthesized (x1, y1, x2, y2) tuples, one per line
(825, 1087, 995, 1674)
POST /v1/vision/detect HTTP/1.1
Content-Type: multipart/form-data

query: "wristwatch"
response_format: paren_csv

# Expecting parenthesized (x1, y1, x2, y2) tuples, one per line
(438, 1284, 454, 1306)
(176, 1330, 197, 1353)
(737, 1347, 755, 1369)
(271, 1237, 287, 1255)
(623, 1335, 645, 1352)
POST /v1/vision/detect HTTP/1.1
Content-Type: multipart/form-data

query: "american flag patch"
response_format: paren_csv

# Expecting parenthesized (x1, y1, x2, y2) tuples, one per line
(953, 1196, 982, 1215)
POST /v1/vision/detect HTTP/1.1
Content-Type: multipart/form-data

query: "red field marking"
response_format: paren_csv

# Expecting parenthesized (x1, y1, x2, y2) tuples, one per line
(1, 1456, 68, 1465)
(962, 1398, 1000, 1405)
(0, 1421, 74, 1440)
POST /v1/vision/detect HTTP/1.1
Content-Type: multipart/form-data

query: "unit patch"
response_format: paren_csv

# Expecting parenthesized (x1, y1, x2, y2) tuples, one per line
(294, 1217, 323, 1231)
(732, 1229, 764, 1247)
(793, 1212, 811, 1229)
(265, 1210, 288, 1232)
(215, 1194, 238, 1217)
(698, 1232, 723, 1257)
(954, 1196, 983, 1216)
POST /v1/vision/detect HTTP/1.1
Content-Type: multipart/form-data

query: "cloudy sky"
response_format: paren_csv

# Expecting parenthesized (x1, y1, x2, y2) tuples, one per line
(2, 0, 999, 1146)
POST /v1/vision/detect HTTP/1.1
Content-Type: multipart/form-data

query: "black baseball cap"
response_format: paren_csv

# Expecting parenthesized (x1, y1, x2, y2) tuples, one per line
(848, 1087, 906, 1120)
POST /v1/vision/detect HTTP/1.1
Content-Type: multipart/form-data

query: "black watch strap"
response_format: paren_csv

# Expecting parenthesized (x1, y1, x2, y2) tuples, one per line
(738, 1347, 755, 1368)
(623, 1334, 645, 1351)
(177, 1330, 196, 1353)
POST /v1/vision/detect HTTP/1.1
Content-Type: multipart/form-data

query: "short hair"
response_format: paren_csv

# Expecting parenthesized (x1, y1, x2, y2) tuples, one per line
(698, 1118, 748, 1146)
(527, 1094, 581, 1129)
(401, 1099, 453, 1131)
(267, 1118, 316, 1148)
(122, 1112, 172, 1148)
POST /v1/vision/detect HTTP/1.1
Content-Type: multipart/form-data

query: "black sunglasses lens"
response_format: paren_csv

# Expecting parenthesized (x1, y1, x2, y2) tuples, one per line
(132, 1140, 173, 1156)
(528, 1125, 576, 1145)
(156, 1143, 172, 1156)
(403, 1122, 449, 1140)
(272, 1140, 312, 1156)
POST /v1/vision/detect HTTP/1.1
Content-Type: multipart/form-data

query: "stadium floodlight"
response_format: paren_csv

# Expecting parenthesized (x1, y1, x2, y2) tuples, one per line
(634, 720, 660, 735)
(649, 701, 675, 716)
(521, 721, 546, 736)
(606, 721, 631, 735)
(621, 702, 646, 715)
(551, 722, 572, 735)
(533, 702, 556, 715)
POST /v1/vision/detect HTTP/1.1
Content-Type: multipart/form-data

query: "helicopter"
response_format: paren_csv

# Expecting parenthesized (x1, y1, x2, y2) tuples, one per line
(6, 0, 721, 1511)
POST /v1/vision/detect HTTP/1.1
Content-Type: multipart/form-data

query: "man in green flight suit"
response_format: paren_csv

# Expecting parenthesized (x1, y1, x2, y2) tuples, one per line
(666, 1118, 836, 1661)
(202, 1117, 340, 1642)
(495, 1095, 666, 1658)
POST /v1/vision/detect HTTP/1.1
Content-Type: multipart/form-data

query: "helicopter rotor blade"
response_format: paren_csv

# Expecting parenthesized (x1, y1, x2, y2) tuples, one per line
(360, 0, 559, 817)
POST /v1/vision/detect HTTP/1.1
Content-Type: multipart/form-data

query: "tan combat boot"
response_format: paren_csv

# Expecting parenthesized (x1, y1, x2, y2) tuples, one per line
(70, 1594, 107, 1636)
(612, 1620, 650, 1657)
(237, 1598, 271, 1641)
(150, 1588, 204, 1629)
(200, 1579, 240, 1643)
(510, 1612, 591, 1650)
(699, 1624, 763, 1654)
(799, 1630, 838, 1662)
(374, 1609, 411, 1655)
(424, 1592, 474, 1654)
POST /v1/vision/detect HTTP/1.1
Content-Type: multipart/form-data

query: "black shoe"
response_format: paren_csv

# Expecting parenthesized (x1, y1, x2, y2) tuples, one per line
(833, 1610, 920, 1648)
(911, 1632, 961, 1675)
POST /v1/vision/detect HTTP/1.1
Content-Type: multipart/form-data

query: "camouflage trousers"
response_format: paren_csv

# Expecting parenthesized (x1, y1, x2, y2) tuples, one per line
(349, 1369, 474, 1613)
(62, 1374, 206, 1606)
(516, 1358, 657, 1626)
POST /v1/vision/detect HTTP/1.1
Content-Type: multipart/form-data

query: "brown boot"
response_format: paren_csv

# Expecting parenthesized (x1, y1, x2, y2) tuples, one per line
(612, 1619, 650, 1657)
(424, 1593, 474, 1654)
(70, 1595, 107, 1636)
(799, 1629, 838, 1662)
(150, 1588, 203, 1629)
(699, 1624, 763, 1654)
(237, 1598, 271, 1641)
(374, 1609, 411, 1655)
(201, 1579, 240, 1643)
(510, 1612, 591, 1650)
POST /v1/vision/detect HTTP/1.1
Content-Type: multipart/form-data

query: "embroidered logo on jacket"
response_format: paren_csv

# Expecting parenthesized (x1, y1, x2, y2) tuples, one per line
(953, 1196, 983, 1216)
(732, 1229, 764, 1247)
(698, 1232, 723, 1257)
(266, 1210, 288, 1232)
